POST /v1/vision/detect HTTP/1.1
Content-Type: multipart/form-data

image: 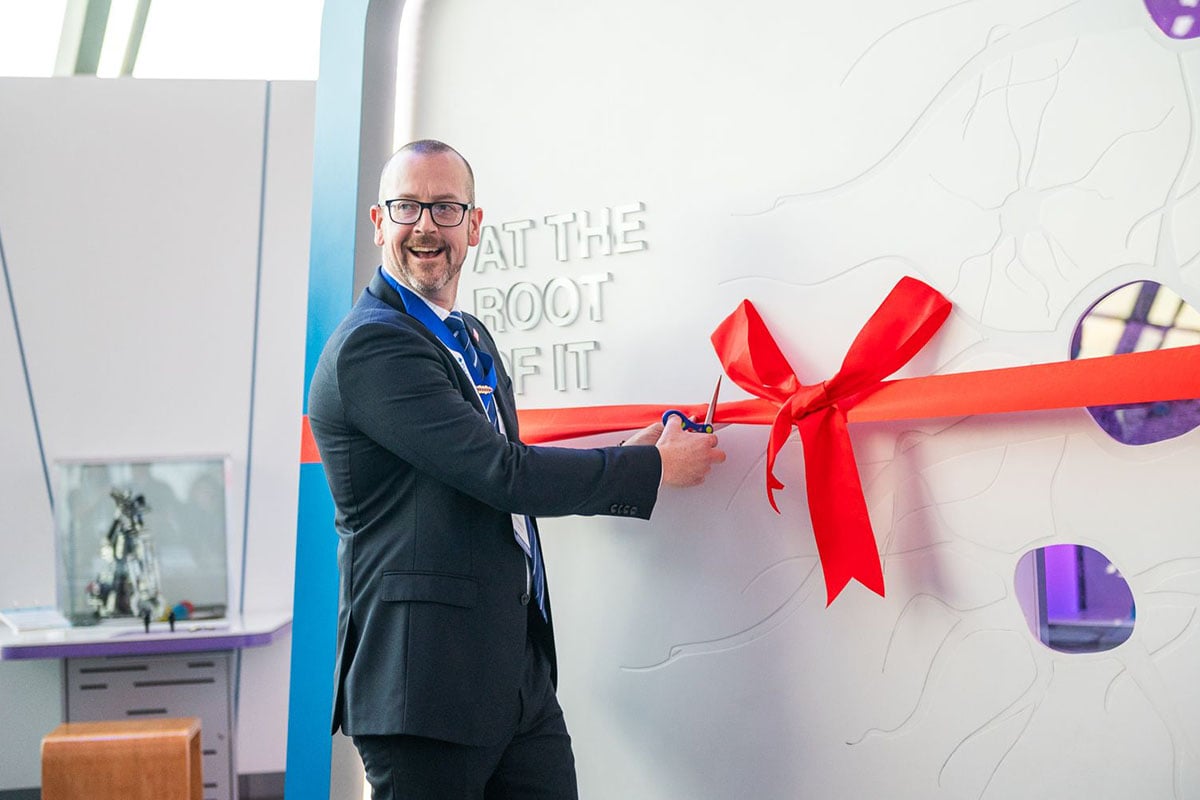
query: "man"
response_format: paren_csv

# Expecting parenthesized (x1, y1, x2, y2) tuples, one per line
(308, 139, 724, 799)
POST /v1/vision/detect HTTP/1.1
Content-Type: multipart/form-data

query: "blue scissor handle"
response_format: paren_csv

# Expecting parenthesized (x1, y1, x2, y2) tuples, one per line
(662, 409, 714, 434)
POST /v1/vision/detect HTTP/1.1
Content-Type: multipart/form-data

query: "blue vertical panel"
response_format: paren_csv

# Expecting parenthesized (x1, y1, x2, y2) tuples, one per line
(285, 1, 372, 798)
(285, 464, 340, 799)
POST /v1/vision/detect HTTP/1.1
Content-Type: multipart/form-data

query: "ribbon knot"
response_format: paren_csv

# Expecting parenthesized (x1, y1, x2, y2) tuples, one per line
(711, 277, 952, 605)
(784, 381, 834, 420)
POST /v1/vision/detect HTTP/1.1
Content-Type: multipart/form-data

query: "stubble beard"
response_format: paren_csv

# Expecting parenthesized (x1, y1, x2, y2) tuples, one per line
(400, 257, 458, 296)
(390, 246, 462, 300)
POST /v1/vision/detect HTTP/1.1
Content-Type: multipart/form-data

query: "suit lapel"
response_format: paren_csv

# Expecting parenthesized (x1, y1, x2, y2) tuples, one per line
(367, 269, 407, 312)
(370, 270, 517, 437)
(493, 379, 519, 442)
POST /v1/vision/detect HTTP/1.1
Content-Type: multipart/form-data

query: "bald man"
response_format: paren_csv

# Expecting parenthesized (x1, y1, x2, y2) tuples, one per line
(307, 139, 724, 799)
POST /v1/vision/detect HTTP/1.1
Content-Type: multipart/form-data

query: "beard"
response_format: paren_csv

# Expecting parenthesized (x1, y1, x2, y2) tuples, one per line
(389, 237, 462, 299)
(397, 255, 460, 295)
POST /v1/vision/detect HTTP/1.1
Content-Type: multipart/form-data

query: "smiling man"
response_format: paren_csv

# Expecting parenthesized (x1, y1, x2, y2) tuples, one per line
(306, 139, 724, 799)
(370, 144, 480, 306)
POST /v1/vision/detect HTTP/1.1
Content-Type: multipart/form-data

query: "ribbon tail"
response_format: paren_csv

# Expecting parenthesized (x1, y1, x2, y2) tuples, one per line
(765, 405, 796, 513)
(798, 408, 885, 605)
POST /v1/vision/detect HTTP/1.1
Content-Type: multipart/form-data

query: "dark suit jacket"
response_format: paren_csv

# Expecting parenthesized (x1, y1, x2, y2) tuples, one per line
(307, 271, 662, 746)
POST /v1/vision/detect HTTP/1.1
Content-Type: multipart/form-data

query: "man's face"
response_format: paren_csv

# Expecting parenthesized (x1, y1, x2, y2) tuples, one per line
(371, 150, 482, 308)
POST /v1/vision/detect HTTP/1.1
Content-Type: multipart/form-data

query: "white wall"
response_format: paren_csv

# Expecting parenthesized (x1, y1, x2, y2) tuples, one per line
(405, 2, 1200, 797)
(0, 76, 312, 788)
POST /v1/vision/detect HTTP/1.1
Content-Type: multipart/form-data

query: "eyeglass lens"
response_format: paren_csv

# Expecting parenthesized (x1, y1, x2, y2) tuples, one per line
(387, 200, 467, 226)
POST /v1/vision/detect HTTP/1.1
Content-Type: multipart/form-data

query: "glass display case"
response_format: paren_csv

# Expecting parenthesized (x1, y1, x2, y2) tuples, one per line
(54, 456, 230, 625)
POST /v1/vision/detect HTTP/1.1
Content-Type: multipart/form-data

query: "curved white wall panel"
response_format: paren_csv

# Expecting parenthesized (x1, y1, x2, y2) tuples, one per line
(400, 2, 1200, 797)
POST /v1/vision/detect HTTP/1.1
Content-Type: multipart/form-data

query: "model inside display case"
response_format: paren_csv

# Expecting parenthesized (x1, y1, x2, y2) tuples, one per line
(55, 456, 229, 626)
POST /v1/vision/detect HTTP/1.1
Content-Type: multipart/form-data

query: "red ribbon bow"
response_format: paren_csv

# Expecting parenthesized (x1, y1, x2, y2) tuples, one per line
(711, 278, 951, 604)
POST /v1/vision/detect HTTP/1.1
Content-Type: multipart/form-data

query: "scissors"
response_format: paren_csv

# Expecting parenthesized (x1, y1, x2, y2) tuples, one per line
(662, 377, 722, 434)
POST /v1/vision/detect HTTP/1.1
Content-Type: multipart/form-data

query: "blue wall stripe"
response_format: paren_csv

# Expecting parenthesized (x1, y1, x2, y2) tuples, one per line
(286, 2, 374, 798)
(0, 222, 53, 512)
(285, 464, 341, 799)
(301, 0, 375, 396)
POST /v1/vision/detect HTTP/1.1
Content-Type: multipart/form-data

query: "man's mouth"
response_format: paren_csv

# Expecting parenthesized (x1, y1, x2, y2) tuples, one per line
(408, 244, 443, 260)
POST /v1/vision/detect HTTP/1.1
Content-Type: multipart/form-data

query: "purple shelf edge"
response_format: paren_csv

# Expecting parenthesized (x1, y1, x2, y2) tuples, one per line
(1, 619, 292, 660)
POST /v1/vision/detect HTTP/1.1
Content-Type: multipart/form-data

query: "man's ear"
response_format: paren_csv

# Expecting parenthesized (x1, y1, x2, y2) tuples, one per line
(370, 204, 385, 246)
(467, 206, 483, 247)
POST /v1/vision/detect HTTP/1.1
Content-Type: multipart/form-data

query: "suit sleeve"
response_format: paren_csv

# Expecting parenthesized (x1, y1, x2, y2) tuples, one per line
(336, 319, 661, 519)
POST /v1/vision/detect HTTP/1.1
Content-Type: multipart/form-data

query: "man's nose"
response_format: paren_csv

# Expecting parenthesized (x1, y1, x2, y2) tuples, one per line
(412, 206, 438, 233)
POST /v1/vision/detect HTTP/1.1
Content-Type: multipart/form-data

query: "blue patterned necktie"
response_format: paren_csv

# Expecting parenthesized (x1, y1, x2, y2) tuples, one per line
(445, 312, 497, 426)
(446, 311, 546, 619)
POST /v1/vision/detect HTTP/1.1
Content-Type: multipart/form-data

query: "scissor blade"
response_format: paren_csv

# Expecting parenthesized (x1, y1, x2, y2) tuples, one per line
(704, 376, 722, 427)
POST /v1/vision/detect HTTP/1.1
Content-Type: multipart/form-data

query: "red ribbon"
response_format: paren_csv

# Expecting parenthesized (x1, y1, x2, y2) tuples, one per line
(710, 277, 951, 604)
(301, 277, 1200, 605)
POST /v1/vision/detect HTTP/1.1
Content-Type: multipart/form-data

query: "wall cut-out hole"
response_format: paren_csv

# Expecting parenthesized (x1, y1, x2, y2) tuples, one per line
(1144, 0, 1200, 39)
(1015, 544, 1135, 654)
(1071, 280, 1200, 445)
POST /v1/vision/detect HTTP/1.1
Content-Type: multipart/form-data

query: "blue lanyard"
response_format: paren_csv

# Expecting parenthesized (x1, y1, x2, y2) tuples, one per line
(379, 268, 499, 410)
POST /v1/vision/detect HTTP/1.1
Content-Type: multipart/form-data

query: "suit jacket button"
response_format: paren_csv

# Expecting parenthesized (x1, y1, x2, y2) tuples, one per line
(520, 592, 530, 606)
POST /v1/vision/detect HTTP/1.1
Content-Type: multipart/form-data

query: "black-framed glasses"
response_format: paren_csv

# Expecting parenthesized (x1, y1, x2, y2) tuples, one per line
(381, 199, 472, 227)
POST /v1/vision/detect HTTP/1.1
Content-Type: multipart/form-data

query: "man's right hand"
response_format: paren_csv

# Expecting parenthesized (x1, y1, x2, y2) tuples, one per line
(655, 417, 726, 487)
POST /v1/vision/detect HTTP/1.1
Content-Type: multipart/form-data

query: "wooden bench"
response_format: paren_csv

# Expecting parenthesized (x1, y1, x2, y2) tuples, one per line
(42, 717, 202, 800)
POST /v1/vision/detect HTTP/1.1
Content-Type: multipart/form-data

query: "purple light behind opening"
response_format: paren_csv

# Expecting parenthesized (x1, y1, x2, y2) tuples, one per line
(1073, 281, 1200, 445)
(1144, 0, 1200, 39)
(1044, 544, 1080, 621)
(1042, 544, 1135, 624)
